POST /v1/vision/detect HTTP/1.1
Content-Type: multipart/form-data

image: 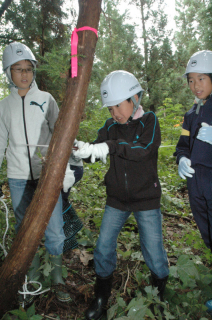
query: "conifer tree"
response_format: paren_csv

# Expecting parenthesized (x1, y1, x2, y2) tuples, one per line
(128, 0, 175, 111)
(86, 0, 144, 115)
(0, 0, 76, 102)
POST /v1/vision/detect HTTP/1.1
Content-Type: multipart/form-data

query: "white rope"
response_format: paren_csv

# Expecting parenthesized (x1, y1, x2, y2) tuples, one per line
(26, 143, 175, 149)
(18, 276, 50, 308)
(0, 195, 9, 257)
(0, 192, 50, 308)
(160, 145, 175, 148)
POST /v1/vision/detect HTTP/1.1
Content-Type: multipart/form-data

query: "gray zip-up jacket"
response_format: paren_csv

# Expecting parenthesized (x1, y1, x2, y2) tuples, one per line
(0, 81, 59, 180)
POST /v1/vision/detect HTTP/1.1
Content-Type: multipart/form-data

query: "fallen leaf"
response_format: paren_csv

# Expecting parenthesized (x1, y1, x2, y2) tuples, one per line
(80, 250, 93, 266)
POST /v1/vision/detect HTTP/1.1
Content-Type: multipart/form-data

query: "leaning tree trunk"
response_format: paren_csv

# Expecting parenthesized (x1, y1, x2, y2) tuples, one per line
(0, 0, 101, 316)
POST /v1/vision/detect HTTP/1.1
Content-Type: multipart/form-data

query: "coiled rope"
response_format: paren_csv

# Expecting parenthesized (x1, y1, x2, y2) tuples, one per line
(0, 192, 50, 308)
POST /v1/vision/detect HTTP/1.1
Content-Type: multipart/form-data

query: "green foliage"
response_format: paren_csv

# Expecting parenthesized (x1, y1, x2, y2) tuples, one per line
(2, 304, 42, 320)
(36, 44, 71, 106)
(173, 0, 212, 110)
(129, 0, 179, 111)
(77, 107, 110, 140)
(175, 0, 211, 54)
(86, 0, 144, 113)
(0, 158, 8, 185)
(72, 161, 108, 238)
(182, 230, 212, 265)
(157, 98, 185, 143)
(1, 0, 71, 48)
(0, 0, 76, 103)
(167, 255, 212, 319)
(0, 72, 9, 100)
(157, 98, 193, 219)
(105, 255, 212, 319)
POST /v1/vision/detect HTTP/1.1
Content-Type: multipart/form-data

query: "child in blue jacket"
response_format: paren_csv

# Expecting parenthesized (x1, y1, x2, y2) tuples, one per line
(174, 50, 212, 313)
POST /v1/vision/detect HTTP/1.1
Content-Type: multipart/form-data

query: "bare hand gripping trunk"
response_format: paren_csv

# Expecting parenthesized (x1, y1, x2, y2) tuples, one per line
(0, 0, 102, 315)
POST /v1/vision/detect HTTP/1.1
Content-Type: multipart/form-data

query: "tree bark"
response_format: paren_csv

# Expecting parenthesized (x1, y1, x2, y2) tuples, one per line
(0, 0, 102, 316)
(0, 0, 13, 18)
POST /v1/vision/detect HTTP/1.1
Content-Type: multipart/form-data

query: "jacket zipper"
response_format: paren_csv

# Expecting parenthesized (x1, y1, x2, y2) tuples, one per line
(124, 160, 130, 210)
(22, 96, 34, 180)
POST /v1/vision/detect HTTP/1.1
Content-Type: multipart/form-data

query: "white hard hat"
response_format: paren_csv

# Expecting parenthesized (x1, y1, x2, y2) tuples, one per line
(2, 42, 37, 88)
(2, 42, 37, 71)
(183, 50, 212, 78)
(100, 70, 144, 108)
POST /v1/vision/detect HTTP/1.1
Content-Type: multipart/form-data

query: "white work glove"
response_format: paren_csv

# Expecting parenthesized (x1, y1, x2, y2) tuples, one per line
(73, 143, 94, 159)
(178, 157, 195, 180)
(63, 165, 75, 192)
(197, 122, 212, 144)
(75, 140, 86, 150)
(91, 143, 109, 164)
(71, 139, 85, 162)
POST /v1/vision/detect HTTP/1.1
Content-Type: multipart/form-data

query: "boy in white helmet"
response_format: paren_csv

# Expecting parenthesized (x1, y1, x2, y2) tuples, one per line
(0, 42, 75, 305)
(174, 50, 212, 314)
(74, 70, 169, 320)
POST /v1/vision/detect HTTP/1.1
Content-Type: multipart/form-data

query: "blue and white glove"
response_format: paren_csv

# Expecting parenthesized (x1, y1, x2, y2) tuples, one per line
(63, 165, 75, 192)
(73, 143, 94, 159)
(91, 143, 109, 164)
(178, 157, 195, 180)
(197, 122, 212, 144)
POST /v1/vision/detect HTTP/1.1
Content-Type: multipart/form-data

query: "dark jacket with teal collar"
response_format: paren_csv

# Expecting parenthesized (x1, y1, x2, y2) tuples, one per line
(89, 111, 161, 211)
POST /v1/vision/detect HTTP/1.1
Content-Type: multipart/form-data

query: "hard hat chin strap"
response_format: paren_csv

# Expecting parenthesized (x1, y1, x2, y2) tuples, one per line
(128, 95, 142, 122)
(195, 99, 203, 115)
(195, 92, 212, 114)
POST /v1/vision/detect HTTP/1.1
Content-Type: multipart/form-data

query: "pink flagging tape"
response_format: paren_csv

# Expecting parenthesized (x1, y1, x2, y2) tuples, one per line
(71, 26, 98, 78)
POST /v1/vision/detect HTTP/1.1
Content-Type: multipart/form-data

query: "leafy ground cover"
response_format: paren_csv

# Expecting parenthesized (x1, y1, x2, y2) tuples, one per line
(1, 150, 212, 320)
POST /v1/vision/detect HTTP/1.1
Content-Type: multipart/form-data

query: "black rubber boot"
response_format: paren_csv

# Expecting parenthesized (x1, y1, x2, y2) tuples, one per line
(151, 274, 168, 302)
(151, 274, 168, 318)
(85, 274, 113, 320)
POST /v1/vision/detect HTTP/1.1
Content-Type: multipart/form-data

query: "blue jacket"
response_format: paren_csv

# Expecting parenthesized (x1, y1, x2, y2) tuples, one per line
(174, 96, 212, 168)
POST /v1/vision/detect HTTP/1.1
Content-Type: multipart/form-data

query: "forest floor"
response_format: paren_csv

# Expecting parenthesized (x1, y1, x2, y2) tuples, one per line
(31, 218, 206, 320)
(31, 189, 209, 320)
(1, 169, 212, 320)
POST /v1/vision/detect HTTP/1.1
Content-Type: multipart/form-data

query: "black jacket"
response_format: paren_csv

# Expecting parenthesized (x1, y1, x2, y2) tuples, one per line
(88, 111, 161, 211)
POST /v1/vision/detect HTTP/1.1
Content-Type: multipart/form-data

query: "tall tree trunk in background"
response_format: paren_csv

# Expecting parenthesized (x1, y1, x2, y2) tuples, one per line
(140, 0, 157, 111)
(140, 0, 155, 111)
(0, 0, 13, 18)
(140, 0, 148, 74)
(0, 0, 101, 316)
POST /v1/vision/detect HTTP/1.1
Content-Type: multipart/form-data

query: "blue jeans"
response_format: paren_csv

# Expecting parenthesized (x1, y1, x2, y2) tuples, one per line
(94, 205, 169, 279)
(8, 178, 65, 255)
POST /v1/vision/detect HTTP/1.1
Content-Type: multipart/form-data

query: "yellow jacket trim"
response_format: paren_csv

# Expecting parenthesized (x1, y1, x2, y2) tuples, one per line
(181, 128, 190, 136)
